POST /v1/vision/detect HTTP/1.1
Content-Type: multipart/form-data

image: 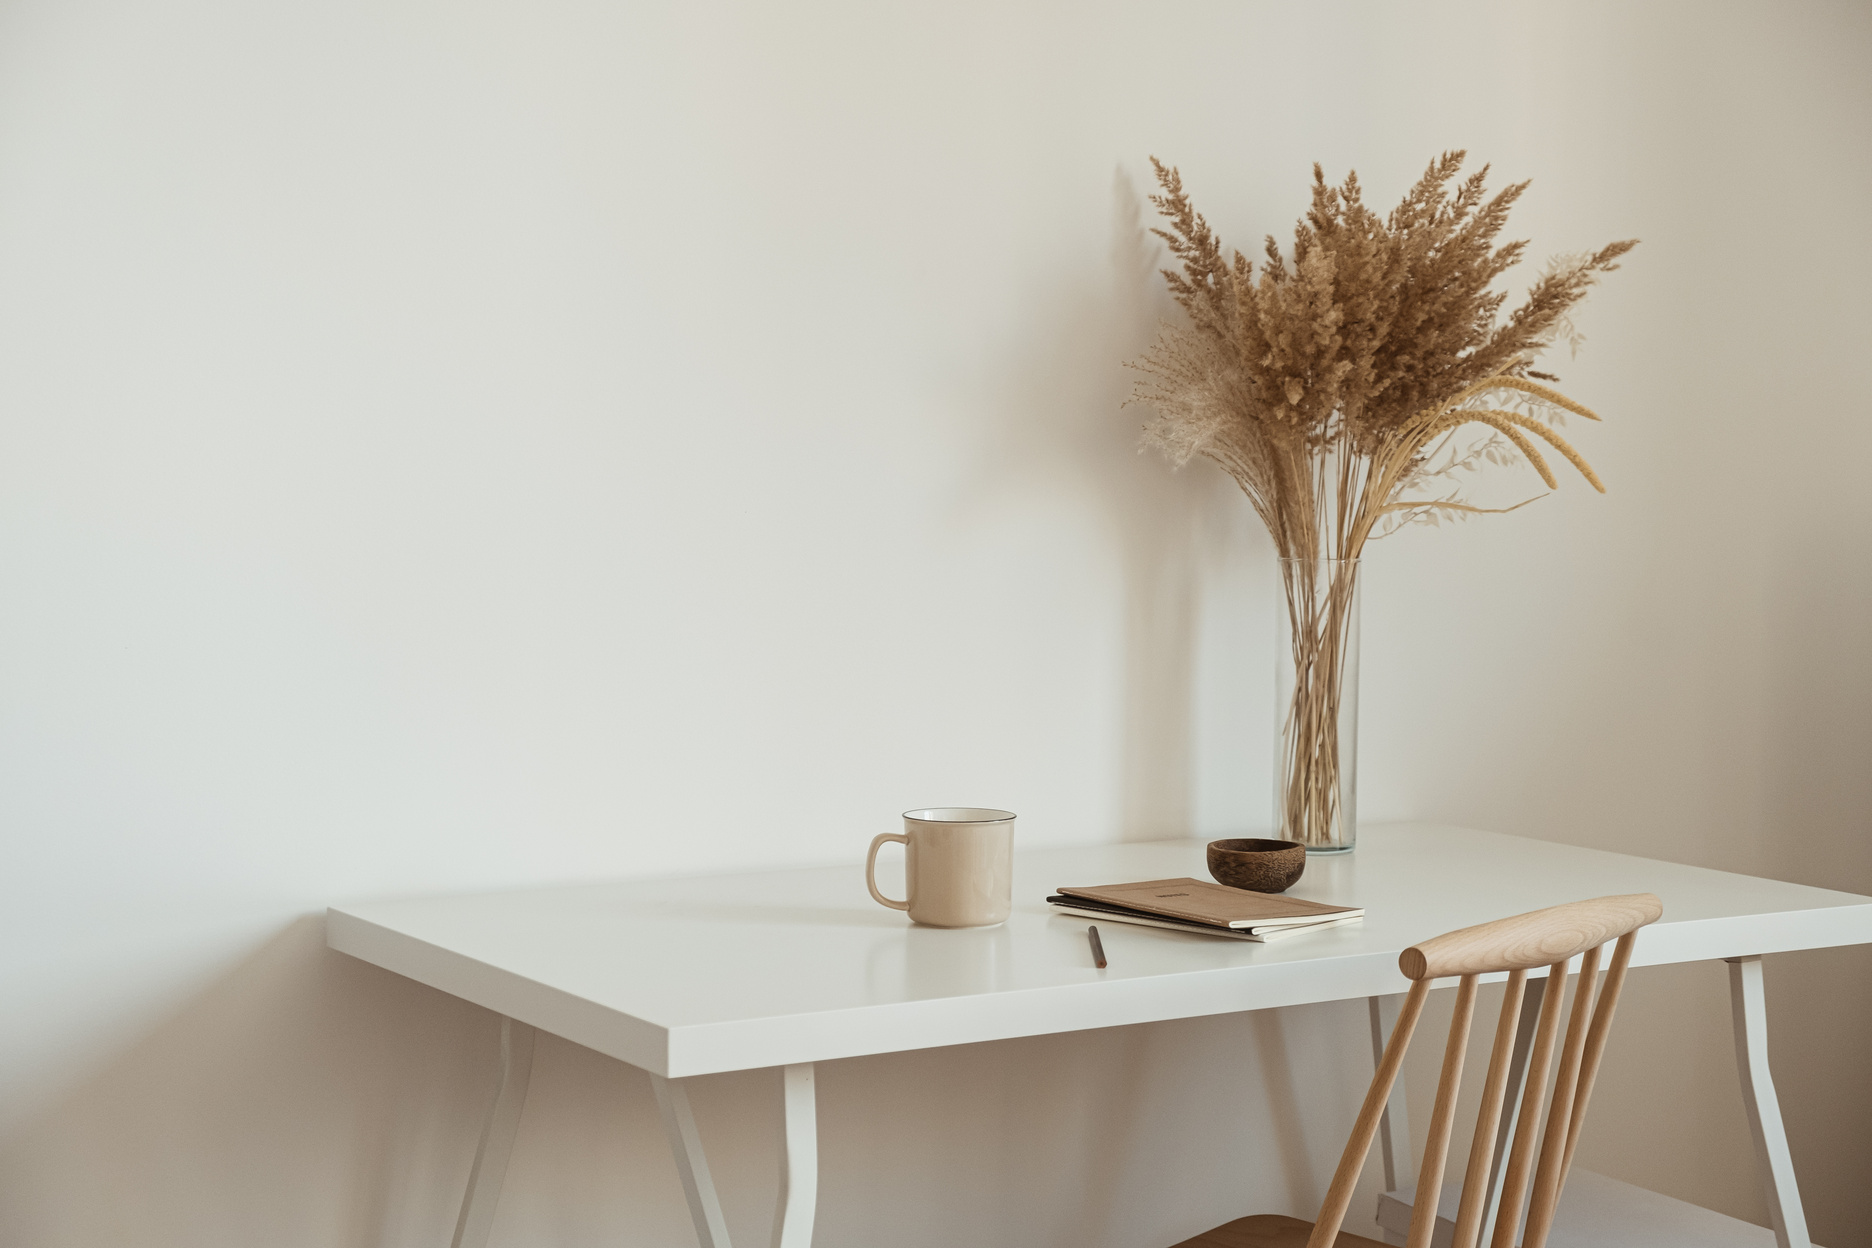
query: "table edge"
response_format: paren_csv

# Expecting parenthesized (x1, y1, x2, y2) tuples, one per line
(327, 898, 1872, 1078)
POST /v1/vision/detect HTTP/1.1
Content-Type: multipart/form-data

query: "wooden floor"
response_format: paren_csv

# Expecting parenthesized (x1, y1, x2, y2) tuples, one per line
(1168, 1213, 1389, 1248)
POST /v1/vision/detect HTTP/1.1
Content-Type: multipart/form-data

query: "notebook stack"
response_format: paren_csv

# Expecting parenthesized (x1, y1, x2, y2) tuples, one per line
(1047, 877, 1362, 942)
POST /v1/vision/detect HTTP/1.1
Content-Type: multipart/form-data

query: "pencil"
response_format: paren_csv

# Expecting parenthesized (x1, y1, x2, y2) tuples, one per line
(1087, 925, 1107, 969)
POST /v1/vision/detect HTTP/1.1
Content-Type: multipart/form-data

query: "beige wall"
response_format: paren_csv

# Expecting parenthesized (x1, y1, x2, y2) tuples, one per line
(1, 1, 1866, 1245)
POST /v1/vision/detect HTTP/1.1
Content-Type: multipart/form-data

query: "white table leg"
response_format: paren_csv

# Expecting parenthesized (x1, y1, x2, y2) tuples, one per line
(452, 1016, 537, 1248)
(651, 1063, 820, 1248)
(1727, 956, 1812, 1248)
(771, 1063, 818, 1248)
(651, 1073, 736, 1248)
(1371, 995, 1417, 1246)
(1368, 994, 1417, 1197)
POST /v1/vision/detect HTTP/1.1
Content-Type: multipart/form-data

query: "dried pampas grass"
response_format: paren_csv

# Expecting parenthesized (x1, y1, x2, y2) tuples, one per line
(1129, 153, 1635, 845)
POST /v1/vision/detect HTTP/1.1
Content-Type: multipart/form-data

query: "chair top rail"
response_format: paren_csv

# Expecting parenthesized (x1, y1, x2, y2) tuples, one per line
(1399, 894, 1663, 981)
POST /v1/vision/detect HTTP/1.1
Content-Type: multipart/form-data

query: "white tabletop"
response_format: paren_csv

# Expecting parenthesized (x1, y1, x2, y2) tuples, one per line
(326, 824, 1872, 1078)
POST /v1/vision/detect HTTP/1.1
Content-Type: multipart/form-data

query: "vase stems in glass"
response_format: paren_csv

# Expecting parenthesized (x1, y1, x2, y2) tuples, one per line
(1275, 557, 1360, 854)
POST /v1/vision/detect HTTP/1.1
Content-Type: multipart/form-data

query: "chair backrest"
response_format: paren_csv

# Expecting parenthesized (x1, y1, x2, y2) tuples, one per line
(1306, 893, 1663, 1248)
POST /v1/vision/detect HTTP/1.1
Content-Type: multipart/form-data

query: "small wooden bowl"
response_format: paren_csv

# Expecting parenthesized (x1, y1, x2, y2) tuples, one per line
(1207, 838, 1307, 894)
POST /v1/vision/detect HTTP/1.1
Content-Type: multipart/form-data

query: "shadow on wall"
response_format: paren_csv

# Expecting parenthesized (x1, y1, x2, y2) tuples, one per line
(968, 165, 1246, 842)
(0, 917, 494, 1248)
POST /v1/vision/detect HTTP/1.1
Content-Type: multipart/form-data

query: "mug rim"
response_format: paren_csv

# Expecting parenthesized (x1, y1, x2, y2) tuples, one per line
(903, 807, 1016, 824)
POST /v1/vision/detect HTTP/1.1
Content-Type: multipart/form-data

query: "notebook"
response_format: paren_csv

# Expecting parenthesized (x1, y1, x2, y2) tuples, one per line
(1049, 877, 1362, 935)
(1046, 899, 1365, 942)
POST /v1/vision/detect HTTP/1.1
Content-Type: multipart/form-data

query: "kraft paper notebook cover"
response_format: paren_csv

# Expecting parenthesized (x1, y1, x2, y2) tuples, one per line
(1053, 877, 1362, 931)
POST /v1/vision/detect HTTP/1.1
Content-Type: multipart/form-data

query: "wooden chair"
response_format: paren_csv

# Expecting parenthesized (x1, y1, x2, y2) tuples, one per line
(1171, 893, 1664, 1248)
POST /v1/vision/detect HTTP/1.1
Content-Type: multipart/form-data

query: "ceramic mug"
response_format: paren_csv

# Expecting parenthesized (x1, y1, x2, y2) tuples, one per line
(866, 808, 1015, 928)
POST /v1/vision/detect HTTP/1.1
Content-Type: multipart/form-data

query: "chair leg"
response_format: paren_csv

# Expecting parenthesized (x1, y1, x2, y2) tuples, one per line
(1727, 956, 1812, 1248)
(452, 1016, 537, 1248)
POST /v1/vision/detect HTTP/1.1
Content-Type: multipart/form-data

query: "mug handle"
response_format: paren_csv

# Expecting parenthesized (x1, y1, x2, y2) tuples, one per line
(866, 832, 910, 911)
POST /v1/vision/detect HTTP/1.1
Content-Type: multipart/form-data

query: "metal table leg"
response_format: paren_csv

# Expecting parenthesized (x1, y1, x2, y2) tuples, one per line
(652, 1072, 735, 1248)
(1727, 956, 1812, 1248)
(771, 1064, 818, 1248)
(453, 1016, 537, 1248)
(1368, 994, 1417, 1196)
(652, 1062, 820, 1248)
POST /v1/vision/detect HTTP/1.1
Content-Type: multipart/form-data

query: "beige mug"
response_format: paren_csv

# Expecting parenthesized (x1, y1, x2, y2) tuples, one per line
(866, 808, 1015, 928)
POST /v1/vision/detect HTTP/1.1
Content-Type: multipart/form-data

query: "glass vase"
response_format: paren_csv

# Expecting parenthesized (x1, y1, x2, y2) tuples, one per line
(1274, 557, 1360, 853)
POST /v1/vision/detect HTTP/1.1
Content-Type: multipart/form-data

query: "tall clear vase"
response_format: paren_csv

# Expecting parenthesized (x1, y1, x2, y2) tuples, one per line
(1274, 557, 1360, 854)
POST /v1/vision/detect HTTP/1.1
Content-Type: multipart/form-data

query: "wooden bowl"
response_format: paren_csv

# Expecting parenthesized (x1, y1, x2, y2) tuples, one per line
(1207, 838, 1307, 894)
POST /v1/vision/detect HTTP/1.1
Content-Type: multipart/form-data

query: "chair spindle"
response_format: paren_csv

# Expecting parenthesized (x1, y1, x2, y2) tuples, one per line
(1405, 974, 1480, 1248)
(1522, 944, 1605, 1248)
(1448, 969, 1529, 1248)
(1561, 930, 1637, 1184)
(1487, 962, 1568, 1248)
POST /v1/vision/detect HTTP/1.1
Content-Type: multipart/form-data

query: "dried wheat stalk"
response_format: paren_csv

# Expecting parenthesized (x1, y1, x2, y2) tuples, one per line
(1130, 153, 1635, 846)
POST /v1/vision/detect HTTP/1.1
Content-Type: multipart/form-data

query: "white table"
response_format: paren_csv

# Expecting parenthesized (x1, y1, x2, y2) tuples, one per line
(326, 824, 1872, 1248)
